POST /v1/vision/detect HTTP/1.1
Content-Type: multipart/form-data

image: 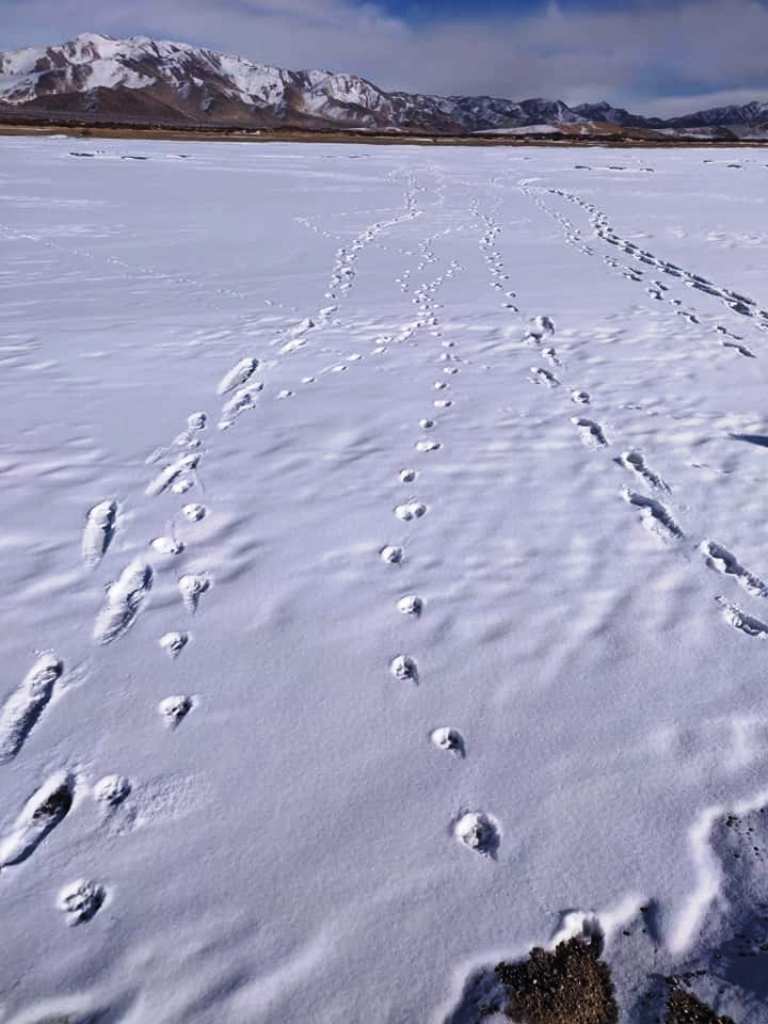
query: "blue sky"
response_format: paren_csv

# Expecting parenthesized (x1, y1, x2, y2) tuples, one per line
(2, 0, 767, 115)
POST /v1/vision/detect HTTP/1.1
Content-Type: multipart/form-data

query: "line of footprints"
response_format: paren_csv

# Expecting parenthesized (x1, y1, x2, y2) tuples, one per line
(525, 184, 764, 360)
(0, 178, 441, 920)
(0, 351, 279, 923)
(380, 285, 503, 860)
(525, 316, 768, 639)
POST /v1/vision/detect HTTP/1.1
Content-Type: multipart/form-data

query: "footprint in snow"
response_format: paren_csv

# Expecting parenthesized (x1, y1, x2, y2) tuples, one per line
(146, 453, 199, 498)
(82, 499, 117, 567)
(394, 501, 428, 522)
(570, 390, 590, 405)
(159, 695, 195, 728)
(0, 653, 64, 765)
(58, 879, 106, 925)
(716, 596, 768, 638)
(571, 417, 607, 448)
(618, 450, 668, 492)
(701, 541, 768, 598)
(93, 774, 131, 809)
(390, 655, 418, 682)
(530, 367, 559, 388)
(217, 356, 259, 396)
(179, 574, 210, 613)
(187, 411, 207, 431)
(621, 489, 683, 541)
(93, 561, 153, 645)
(380, 545, 403, 565)
(159, 631, 189, 658)
(151, 536, 184, 555)
(453, 811, 500, 857)
(219, 383, 263, 427)
(529, 315, 555, 339)
(431, 727, 465, 756)
(0, 771, 75, 868)
(397, 594, 423, 616)
(182, 503, 207, 522)
(542, 348, 560, 367)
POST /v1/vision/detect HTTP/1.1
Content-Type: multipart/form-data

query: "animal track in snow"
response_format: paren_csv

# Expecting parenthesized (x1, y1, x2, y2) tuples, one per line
(159, 694, 195, 728)
(529, 315, 555, 339)
(82, 500, 117, 567)
(530, 367, 559, 388)
(0, 771, 74, 868)
(280, 318, 315, 354)
(394, 501, 428, 522)
(622, 489, 683, 541)
(216, 356, 259, 396)
(399, 468, 416, 483)
(173, 430, 201, 451)
(179, 573, 210, 613)
(618, 450, 669, 492)
(187, 411, 207, 431)
(151, 536, 184, 556)
(93, 561, 153, 645)
(720, 339, 756, 358)
(159, 631, 189, 658)
(146, 453, 199, 497)
(93, 774, 131, 808)
(430, 727, 465, 756)
(570, 390, 590, 405)
(397, 594, 423, 616)
(0, 653, 63, 765)
(546, 186, 768, 336)
(700, 541, 768, 598)
(380, 545, 403, 565)
(416, 439, 441, 452)
(434, 399, 452, 409)
(419, 418, 435, 429)
(454, 811, 500, 856)
(716, 597, 768, 638)
(219, 382, 263, 427)
(433, 381, 448, 391)
(390, 655, 418, 682)
(58, 879, 106, 925)
(571, 417, 607, 448)
(182, 503, 207, 522)
(172, 478, 194, 495)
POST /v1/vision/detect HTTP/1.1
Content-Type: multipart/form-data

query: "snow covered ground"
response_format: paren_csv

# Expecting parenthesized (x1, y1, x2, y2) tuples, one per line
(1, 137, 768, 1022)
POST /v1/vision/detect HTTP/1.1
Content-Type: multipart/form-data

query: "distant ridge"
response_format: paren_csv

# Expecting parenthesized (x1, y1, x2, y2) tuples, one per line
(1, 33, 767, 139)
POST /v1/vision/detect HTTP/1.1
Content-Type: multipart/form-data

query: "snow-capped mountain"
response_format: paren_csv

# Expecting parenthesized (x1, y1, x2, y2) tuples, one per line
(0, 35, 605, 131)
(666, 99, 768, 130)
(571, 101, 663, 129)
(0, 34, 766, 136)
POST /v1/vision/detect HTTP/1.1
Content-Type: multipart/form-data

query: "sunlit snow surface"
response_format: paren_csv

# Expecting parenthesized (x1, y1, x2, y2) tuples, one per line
(2, 138, 768, 1022)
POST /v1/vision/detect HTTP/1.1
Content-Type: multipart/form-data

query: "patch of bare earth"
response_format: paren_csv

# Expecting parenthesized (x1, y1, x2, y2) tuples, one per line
(495, 936, 618, 1024)
(666, 988, 735, 1024)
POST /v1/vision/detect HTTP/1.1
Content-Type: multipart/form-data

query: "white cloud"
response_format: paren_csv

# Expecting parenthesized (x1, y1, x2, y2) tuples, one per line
(2, 0, 767, 115)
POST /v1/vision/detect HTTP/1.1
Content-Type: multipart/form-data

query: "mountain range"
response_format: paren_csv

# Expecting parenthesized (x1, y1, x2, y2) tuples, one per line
(1, 33, 767, 139)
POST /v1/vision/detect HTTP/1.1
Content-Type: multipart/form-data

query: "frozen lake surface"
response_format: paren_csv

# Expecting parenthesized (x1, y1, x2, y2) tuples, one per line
(1, 137, 768, 1022)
